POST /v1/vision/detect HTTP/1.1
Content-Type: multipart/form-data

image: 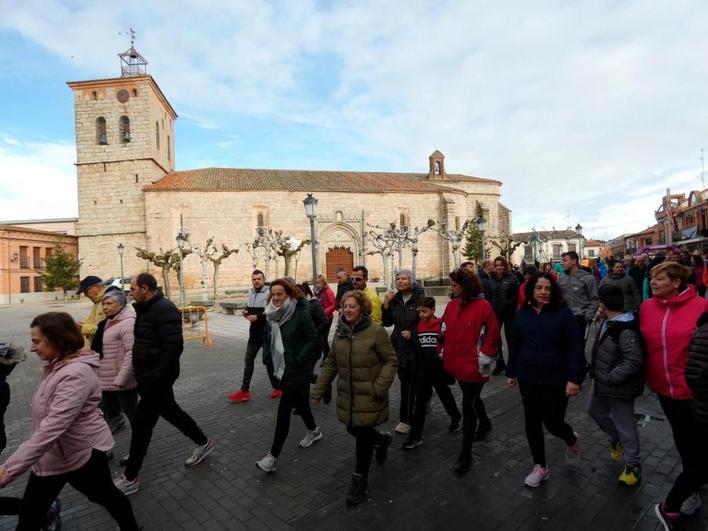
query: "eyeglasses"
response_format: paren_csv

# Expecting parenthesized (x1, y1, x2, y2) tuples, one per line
(351, 276, 364, 282)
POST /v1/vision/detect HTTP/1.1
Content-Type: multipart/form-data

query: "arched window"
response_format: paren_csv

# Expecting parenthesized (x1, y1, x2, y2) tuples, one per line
(167, 135, 171, 161)
(155, 121, 160, 150)
(96, 117, 107, 145)
(434, 160, 441, 175)
(119, 116, 130, 143)
(257, 213, 264, 227)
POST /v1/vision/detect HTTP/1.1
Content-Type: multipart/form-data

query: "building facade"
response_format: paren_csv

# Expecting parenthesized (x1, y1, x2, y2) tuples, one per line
(67, 50, 511, 294)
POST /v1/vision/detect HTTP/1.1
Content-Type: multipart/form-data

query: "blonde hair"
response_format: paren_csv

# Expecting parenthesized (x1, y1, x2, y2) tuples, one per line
(340, 290, 372, 314)
(651, 261, 690, 287)
(315, 274, 329, 287)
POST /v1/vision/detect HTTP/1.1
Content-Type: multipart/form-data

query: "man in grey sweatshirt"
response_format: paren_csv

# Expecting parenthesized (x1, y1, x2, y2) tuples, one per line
(558, 251, 599, 342)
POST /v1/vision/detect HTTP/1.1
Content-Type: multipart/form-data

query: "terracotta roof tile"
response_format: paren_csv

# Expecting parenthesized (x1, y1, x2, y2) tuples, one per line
(143, 167, 496, 193)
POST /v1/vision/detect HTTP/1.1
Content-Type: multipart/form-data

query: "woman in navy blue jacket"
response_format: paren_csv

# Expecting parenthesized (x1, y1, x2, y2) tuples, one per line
(506, 272, 587, 488)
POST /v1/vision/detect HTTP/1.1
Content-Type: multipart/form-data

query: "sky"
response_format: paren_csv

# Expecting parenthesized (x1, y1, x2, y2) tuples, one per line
(1, 0, 707, 240)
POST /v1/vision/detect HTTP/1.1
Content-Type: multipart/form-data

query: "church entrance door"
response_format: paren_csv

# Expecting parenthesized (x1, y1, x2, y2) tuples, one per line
(326, 246, 353, 281)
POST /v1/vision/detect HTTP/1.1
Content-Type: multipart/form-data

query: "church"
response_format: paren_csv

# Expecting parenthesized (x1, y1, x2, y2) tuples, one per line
(67, 45, 511, 292)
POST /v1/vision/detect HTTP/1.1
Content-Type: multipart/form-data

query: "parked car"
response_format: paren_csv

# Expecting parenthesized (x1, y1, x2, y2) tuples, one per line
(102, 276, 132, 297)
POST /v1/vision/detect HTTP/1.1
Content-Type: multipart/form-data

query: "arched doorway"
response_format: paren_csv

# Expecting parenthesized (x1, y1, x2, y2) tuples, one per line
(326, 246, 353, 281)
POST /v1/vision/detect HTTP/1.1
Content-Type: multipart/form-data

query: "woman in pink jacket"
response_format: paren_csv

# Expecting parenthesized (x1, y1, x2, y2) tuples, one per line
(0, 312, 139, 530)
(442, 267, 500, 474)
(640, 262, 708, 530)
(92, 289, 138, 432)
(314, 275, 336, 362)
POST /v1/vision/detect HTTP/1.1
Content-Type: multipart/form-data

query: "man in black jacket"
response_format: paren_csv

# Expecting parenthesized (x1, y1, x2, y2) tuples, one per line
(335, 268, 354, 310)
(114, 273, 213, 496)
(483, 257, 519, 375)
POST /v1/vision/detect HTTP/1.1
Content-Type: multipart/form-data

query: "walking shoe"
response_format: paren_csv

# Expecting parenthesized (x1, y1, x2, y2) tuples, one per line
(227, 388, 251, 402)
(184, 437, 214, 467)
(655, 502, 685, 530)
(270, 389, 283, 399)
(454, 454, 472, 474)
(524, 465, 550, 487)
(618, 464, 641, 486)
(394, 422, 411, 434)
(43, 498, 61, 531)
(448, 415, 462, 433)
(680, 492, 702, 515)
(299, 427, 323, 448)
(491, 358, 506, 376)
(375, 432, 393, 464)
(255, 453, 277, 473)
(113, 473, 140, 496)
(346, 473, 368, 506)
(565, 432, 581, 465)
(473, 421, 492, 441)
(118, 454, 130, 467)
(609, 440, 624, 462)
(402, 437, 423, 450)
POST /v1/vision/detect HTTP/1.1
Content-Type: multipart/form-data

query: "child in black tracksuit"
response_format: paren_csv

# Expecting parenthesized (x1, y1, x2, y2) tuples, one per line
(403, 297, 462, 449)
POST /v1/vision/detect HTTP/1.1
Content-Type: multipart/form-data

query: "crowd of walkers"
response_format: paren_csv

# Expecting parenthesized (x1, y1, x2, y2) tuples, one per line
(0, 247, 706, 530)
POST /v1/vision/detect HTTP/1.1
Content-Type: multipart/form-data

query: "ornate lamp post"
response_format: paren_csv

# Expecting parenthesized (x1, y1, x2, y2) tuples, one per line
(303, 193, 319, 282)
(117, 243, 125, 291)
(575, 223, 584, 259)
(176, 224, 190, 306)
(477, 215, 487, 260)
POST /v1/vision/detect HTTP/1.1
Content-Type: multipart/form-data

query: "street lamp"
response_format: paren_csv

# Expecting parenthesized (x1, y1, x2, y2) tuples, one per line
(477, 215, 487, 260)
(575, 223, 584, 259)
(303, 193, 319, 282)
(176, 225, 190, 307)
(117, 243, 125, 292)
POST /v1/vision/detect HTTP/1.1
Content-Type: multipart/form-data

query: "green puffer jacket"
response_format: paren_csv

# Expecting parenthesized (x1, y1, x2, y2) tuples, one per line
(312, 315, 398, 427)
(262, 298, 320, 390)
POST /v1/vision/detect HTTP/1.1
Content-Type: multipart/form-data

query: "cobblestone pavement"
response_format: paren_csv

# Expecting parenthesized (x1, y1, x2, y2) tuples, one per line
(0, 300, 706, 530)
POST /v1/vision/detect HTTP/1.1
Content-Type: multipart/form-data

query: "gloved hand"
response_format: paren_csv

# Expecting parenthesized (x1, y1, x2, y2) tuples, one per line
(478, 352, 496, 377)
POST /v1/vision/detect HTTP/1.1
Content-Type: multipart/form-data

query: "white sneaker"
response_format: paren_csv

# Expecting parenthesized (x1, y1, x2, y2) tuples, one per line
(681, 492, 702, 515)
(256, 453, 277, 473)
(299, 426, 323, 448)
(184, 437, 214, 467)
(113, 472, 140, 495)
(524, 465, 550, 488)
(394, 422, 411, 434)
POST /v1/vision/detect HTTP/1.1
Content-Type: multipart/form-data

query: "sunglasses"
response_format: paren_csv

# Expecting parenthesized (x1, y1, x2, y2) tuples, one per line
(351, 276, 365, 282)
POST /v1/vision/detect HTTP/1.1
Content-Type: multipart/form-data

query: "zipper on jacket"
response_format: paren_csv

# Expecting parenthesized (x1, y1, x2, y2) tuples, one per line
(661, 307, 674, 397)
(348, 336, 354, 427)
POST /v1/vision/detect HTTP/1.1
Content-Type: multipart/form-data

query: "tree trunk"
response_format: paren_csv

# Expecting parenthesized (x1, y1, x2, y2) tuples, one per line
(213, 264, 220, 300)
(161, 267, 171, 298)
(62, 288, 68, 305)
(200, 260, 209, 301)
(381, 254, 390, 288)
(411, 248, 418, 278)
(264, 254, 271, 280)
(283, 255, 292, 277)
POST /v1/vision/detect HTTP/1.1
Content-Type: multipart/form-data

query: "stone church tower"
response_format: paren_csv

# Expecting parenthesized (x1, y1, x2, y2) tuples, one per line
(67, 44, 176, 278)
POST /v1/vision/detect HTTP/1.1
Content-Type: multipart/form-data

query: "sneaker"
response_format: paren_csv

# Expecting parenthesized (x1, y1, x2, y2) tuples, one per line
(228, 389, 251, 402)
(299, 427, 323, 448)
(609, 440, 624, 462)
(271, 389, 283, 399)
(448, 416, 462, 433)
(184, 437, 214, 467)
(346, 473, 368, 506)
(655, 502, 685, 530)
(454, 454, 472, 474)
(402, 437, 423, 450)
(680, 492, 702, 515)
(394, 422, 411, 434)
(113, 473, 140, 496)
(474, 421, 492, 441)
(565, 432, 581, 465)
(43, 498, 61, 531)
(255, 453, 277, 473)
(375, 432, 393, 464)
(524, 465, 550, 487)
(618, 464, 641, 486)
(118, 454, 130, 467)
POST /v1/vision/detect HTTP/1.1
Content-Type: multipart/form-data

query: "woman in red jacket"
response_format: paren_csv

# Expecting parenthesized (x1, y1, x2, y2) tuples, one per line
(640, 262, 708, 529)
(441, 268, 500, 474)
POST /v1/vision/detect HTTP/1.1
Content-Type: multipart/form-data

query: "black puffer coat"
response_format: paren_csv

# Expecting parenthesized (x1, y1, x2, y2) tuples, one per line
(590, 318, 644, 398)
(483, 273, 519, 318)
(132, 291, 183, 390)
(686, 312, 708, 428)
(382, 284, 425, 370)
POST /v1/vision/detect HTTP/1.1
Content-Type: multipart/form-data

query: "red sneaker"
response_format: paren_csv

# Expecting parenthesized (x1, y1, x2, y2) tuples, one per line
(228, 389, 251, 402)
(271, 389, 283, 399)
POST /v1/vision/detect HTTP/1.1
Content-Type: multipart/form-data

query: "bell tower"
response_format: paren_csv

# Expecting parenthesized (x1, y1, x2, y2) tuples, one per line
(67, 33, 177, 277)
(428, 150, 446, 180)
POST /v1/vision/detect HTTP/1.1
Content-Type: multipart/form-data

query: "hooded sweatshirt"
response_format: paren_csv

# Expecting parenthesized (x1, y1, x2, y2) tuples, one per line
(0, 350, 113, 486)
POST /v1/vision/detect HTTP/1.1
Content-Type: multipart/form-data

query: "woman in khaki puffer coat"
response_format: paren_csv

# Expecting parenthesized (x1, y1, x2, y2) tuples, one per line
(312, 290, 397, 507)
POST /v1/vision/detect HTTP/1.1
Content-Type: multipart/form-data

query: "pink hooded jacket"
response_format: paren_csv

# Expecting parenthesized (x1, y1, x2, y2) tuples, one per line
(640, 286, 708, 400)
(98, 305, 137, 391)
(0, 350, 113, 485)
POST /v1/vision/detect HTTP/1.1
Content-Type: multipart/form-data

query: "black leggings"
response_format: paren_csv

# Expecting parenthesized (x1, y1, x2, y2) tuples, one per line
(398, 367, 415, 424)
(270, 385, 317, 458)
(102, 388, 139, 428)
(15, 449, 139, 530)
(346, 426, 385, 475)
(410, 375, 461, 440)
(458, 381, 488, 458)
(658, 395, 708, 512)
(519, 381, 576, 467)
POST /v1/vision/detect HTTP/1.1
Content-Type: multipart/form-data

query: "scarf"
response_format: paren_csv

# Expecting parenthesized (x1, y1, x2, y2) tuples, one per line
(335, 312, 372, 338)
(265, 298, 298, 379)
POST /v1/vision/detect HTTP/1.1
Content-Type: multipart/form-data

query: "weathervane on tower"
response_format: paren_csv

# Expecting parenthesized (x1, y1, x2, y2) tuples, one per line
(118, 27, 148, 77)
